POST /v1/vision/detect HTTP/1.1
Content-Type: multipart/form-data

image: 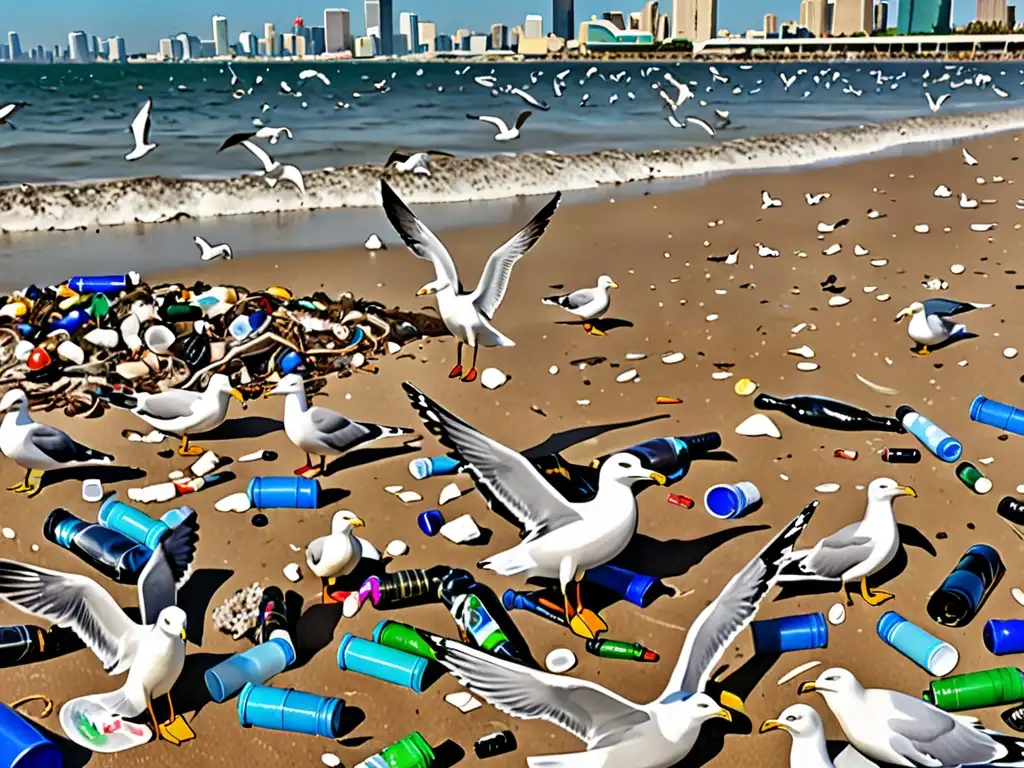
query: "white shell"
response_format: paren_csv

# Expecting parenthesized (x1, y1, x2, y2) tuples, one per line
(445, 692, 482, 713)
(548, 365, 559, 374)
(914, 224, 930, 233)
(342, 593, 361, 618)
(577, 399, 591, 406)
(545, 648, 578, 674)
(828, 296, 850, 307)
(788, 345, 815, 358)
(84, 328, 120, 349)
(480, 367, 508, 389)
(933, 185, 952, 197)
(283, 563, 302, 582)
(625, 352, 647, 360)
(397, 490, 423, 503)
(385, 539, 409, 557)
(616, 369, 638, 383)
(970, 223, 997, 232)
(1, 527, 15, 540)
(828, 603, 847, 625)
(384, 485, 403, 494)
(863, 286, 877, 293)
(322, 755, 342, 767)
(440, 514, 482, 544)
(439, 482, 462, 506)
(950, 264, 965, 275)
(735, 413, 782, 439)
(815, 483, 841, 493)
(822, 243, 842, 256)
(387, 341, 402, 354)
(711, 371, 733, 380)
(875, 294, 891, 302)
(364, 233, 384, 250)
(706, 314, 719, 322)
(144, 325, 176, 355)
(870, 259, 889, 267)
(662, 352, 685, 364)
(1012, 587, 1024, 608)
(853, 244, 870, 256)
(1004, 348, 1019, 359)
(798, 362, 820, 371)
(215, 492, 252, 513)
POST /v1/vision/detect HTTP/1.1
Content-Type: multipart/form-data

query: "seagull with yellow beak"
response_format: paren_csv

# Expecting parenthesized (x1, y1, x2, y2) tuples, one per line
(305, 510, 379, 580)
(543, 275, 620, 336)
(760, 704, 836, 768)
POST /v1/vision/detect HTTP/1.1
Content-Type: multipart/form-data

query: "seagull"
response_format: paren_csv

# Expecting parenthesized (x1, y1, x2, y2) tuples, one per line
(268, 373, 415, 478)
(385, 149, 454, 176)
(218, 133, 305, 194)
(430, 503, 818, 766)
(511, 87, 550, 111)
(466, 111, 532, 141)
(762, 190, 782, 209)
(125, 98, 157, 161)
(403, 381, 669, 639)
(778, 478, 916, 606)
(805, 192, 831, 205)
(306, 509, 376, 579)
(963, 147, 979, 166)
(253, 125, 293, 145)
(0, 389, 115, 497)
(193, 235, 232, 261)
(760, 704, 835, 768)
(926, 91, 951, 112)
(542, 275, 619, 336)
(780, 72, 797, 90)
(686, 116, 715, 136)
(799, 667, 1024, 767)
(0, 101, 29, 129)
(0, 510, 199, 744)
(380, 180, 561, 383)
(95, 373, 244, 456)
(895, 298, 993, 355)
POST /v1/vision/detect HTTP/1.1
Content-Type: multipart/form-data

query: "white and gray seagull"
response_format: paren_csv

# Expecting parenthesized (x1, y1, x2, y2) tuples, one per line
(125, 98, 157, 161)
(381, 180, 561, 382)
(0, 101, 29, 129)
(403, 381, 670, 639)
(218, 131, 305, 194)
(895, 298, 993, 355)
(193, 235, 233, 261)
(431, 502, 818, 767)
(466, 110, 533, 142)
(542, 275, 620, 336)
(800, 667, 1024, 767)
(760, 704, 836, 768)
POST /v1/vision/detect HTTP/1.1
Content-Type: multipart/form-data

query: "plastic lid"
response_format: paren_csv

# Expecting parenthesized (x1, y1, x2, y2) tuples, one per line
(545, 648, 577, 674)
(976, 477, 994, 495)
(927, 643, 959, 677)
(82, 479, 104, 504)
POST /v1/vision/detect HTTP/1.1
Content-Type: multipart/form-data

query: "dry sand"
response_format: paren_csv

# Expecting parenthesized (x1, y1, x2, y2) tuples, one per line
(2, 133, 1024, 768)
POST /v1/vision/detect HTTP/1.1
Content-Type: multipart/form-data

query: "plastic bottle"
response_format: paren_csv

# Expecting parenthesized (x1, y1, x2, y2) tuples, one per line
(585, 639, 659, 662)
(0, 624, 83, 668)
(357, 732, 435, 768)
(337, 634, 428, 692)
(502, 590, 569, 627)
(439, 569, 535, 666)
(236, 682, 343, 738)
(583, 564, 662, 608)
(205, 636, 296, 703)
(97, 498, 171, 550)
(66, 273, 139, 294)
(754, 393, 905, 433)
(474, 730, 518, 759)
(43, 508, 153, 585)
(373, 620, 438, 661)
(896, 406, 963, 463)
(923, 668, 1024, 711)
(360, 566, 452, 609)
(256, 586, 289, 644)
(969, 394, 1024, 437)
(998, 497, 1024, 526)
(751, 613, 829, 653)
(0, 701, 64, 768)
(927, 544, 1004, 627)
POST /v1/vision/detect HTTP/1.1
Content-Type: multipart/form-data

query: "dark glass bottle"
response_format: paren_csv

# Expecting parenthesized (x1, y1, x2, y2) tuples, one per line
(927, 545, 1004, 627)
(999, 497, 1024, 526)
(754, 393, 905, 433)
(43, 508, 153, 585)
(370, 566, 453, 610)
(438, 569, 535, 667)
(474, 731, 518, 759)
(256, 586, 289, 643)
(0, 624, 84, 668)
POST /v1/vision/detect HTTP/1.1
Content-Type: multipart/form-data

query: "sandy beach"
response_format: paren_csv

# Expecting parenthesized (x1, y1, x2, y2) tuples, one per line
(2, 132, 1024, 768)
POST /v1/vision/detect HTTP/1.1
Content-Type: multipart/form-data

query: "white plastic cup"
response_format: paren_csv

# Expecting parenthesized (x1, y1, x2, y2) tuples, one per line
(703, 481, 762, 519)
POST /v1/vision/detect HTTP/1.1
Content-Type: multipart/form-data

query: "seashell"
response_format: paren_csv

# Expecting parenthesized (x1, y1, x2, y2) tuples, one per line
(56, 340, 85, 365)
(870, 259, 889, 267)
(548, 365, 559, 374)
(385, 539, 409, 557)
(815, 483, 841, 493)
(735, 413, 782, 439)
(577, 399, 591, 406)
(711, 371, 733, 380)
(662, 352, 685, 364)
(706, 314, 719, 322)
(950, 264, 965, 275)
(384, 485, 403, 494)
(625, 352, 647, 360)
(863, 286, 877, 293)
(215, 492, 252, 513)
(914, 224, 930, 233)
(1005, 348, 1019, 359)
(875, 294, 891, 302)
(83, 328, 120, 349)
(444, 691, 482, 713)
(822, 243, 842, 256)
(970, 223, 997, 232)
(616, 369, 638, 383)
(545, 648, 578, 674)
(828, 603, 847, 625)
(342, 593, 361, 618)
(788, 345, 815, 358)
(283, 563, 302, 582)
(1012, 587, 1024, 608)
(734, 378, 757, 396)
(439, 482, 462, 505)
(387, 341, 402, 355)
(933, 185, 952, 197)
(480, 367, 508, 389)
(797, 362, 820, 371)
(828, 296, 850, 307)
(364, 233, 384, 250)
(397, 490, 422, 503)
(853, 244, 870, 256)
(440, 514, 481, 544)
(2, 527, 15, 540)
(322, 755, 342, 768)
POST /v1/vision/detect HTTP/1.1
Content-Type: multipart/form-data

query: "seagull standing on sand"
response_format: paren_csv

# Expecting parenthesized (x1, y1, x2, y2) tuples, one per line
(125, 98, 157, 161)
(404, 381, 669, 639)
(193, 235, 233, 261)
(542, 275, 619, 336)
(380, 180, 561, 383)
(218, 132, 305, 194)
(799, 667, 1024, 767)
(96, 373, 244, 456)
(306, 509, 377, 579)
(430, 503, 818, 766)
(0, 102, 29, 129)
(466, 111, 533, 141)
(0, 509, 199, 744)
(895, 298, 993, 355)
(0, 389, 114, 497)
(778, 478, 916, 606)
(760, 704, 835, 768)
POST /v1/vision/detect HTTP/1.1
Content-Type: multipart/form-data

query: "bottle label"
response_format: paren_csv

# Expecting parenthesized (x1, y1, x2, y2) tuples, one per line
(455, 595, 507, 651)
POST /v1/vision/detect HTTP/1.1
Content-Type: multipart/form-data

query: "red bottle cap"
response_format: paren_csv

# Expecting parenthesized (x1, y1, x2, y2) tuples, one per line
(667, 493, 695, 509)
(26, 347, 52, 371)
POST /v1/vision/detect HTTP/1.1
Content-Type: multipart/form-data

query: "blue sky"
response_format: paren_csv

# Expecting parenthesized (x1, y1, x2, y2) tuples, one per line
(3, 0, 976, 53)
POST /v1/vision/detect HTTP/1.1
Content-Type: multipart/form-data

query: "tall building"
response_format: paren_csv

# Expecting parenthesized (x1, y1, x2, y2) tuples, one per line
(175, 33, 198, 59)
(159, 38, 174, 59)
(825, 0, 835, 32)
(91, 35, 100, 59)
(418, 20, 436, 52)
(399, 12, 419, 52)
(553, 0, 575, 39)
(672, 0, 718, 40)
(764, 12, 779, 32)
(324, 9, 352, 52)
(282, 33, 296, 55)
(641, 0, 660, 32)
(8, 32, 22, 61)
(976, 0, 1010, 22)
(264, 23, 277, 56)
(310, 26, 326, 54)
(525, 13, 544, 37)
(799, 0, 829, 33)
(239, 31, 257, 54)
(1011, 4, 1018, 26)
(52, 44, 60, 61)
(833, 0, 872, 33)
(109, 36, 127, 61)
(212, 15, 229, 56)
(657, 12, 671, 38)
(874, 0, 889, 29)
(435, 33, 453, 51)
(629, 11, 643, 28)
(898, 0, 951, 31)
(365, 0, 381, 34)
(604, 11, 627, 28)
(490, 22, 509, 48)
(378, 0, 394, 54)
(68, 31, 89, 62)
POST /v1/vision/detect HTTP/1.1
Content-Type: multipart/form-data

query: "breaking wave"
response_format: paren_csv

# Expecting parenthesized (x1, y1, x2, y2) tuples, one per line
(2, 108, 1022, 234)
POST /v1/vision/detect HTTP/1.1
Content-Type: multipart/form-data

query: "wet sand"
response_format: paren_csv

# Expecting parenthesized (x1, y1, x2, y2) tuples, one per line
(2, 132, 1024, 768)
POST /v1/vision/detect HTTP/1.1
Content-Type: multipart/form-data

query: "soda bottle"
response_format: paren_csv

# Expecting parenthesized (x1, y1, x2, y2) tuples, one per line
(754, 393, 905, 433)
(438, 569, 535, 666)
(0, 624, 83, 668)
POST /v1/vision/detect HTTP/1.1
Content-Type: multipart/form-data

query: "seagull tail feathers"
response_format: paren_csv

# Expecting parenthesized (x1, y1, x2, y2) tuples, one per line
(950, 323, 968, 338)
(78, 446, 115, 465)
(478, 545, 536, 576)
(378, 425, 416, 439)
(541, 295, 566, 306)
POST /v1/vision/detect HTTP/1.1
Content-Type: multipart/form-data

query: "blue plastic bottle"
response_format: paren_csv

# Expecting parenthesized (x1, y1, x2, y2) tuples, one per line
(236, 683, 343, 738)
(0, 702, 63, 768)
(205, 635, 296, 703)
(337, 634, 428, 692)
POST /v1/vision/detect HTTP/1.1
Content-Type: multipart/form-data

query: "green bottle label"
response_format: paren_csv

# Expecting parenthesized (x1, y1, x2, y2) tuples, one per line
(456, 595, 507, 652)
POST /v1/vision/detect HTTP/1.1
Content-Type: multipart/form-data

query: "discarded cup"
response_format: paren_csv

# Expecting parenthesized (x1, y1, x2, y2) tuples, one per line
(751, 612, 829, 654)
(923, 667, 1024, 711)
(408, 456, 460, 480)
(337, 634, 429, 693)
(205, 636, 296, 703)
(247, 477, 320, 509)
(704, 481, 761, 519)
(985, 620, 1024, 656)
(81, 479, 104, 503)
(236, 682, 343, 738)
(0, 701, 64, 768)
(969, 395, 1024, 437)
(896, 405, 963, 463)
(877, 611, 959, 676)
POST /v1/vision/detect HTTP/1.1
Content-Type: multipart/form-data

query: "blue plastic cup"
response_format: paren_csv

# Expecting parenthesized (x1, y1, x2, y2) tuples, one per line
(584, 564, 661, 608)
(205, 637, 296, 703)
(984, 620, 1024, 656)
(751, 612, 829, 654)
(0, 702, 63, 768)
(970, 395, 1024, 437)
(703, 481, 761, 519)
(337, 634, 428, 693)
(877, 611, 959, 676)
(408, 456, 460, 480)
(236, 683, 343, 738)
(97, 498, 169, 550)
(897, 406, 963, 463)
(417, 509, 444, 536)
(247, 477, 320, 509)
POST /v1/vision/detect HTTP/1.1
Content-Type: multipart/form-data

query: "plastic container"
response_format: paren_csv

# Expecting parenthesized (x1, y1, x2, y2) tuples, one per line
(417, 509, 444, 536)
(985, 620, 1024, 656)
(970, 394, 1024, 437)
(236, 683, 343, 737)
(750, 612, 829, 654)
(66, 274, 138, 294)
(46, 309, 90, 335)
(704, 481, 762, 519)
(896, 406, 963, 463)
(956, 462, 993, 494)
(0, 625, 81, 669)
(357, 732, 435, 768)
(585, 638, 659, 662)
(927, 544, 1004, 627)
(584, 564, 661, 608)
(278, 350, 303, 374)
(43, 508, 153, 585)
(408, 456, 460, 480)
(999, 496, 1024, 526)
(337, 634, 428, 692)
(359, 566, 451, 609)
(877, 611, 959, 676)
(373, 621, 438, 661)
(475, 730, 517, 759)
(247, 477, 320, 509)
(97, 498, 170, 550)
(205, 637, 296, 703)
(881, 447, 922, 464)
(0, 702, 63, 768)
(502, 590, 568, 626)
(923, 667, 1024, 711)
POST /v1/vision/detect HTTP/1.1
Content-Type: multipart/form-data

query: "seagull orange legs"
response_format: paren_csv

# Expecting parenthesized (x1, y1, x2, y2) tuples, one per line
(448, 342, 479, 382)
(293, 453, 326, 479)
(565, 579, 608, 639)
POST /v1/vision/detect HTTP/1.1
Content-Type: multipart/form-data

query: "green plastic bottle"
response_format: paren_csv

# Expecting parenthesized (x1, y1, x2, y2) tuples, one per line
(373, 620, 437, 661)
(585, 638, 660, 662)
(923, 667, 1024, 711)
(357, 731, 435, 768)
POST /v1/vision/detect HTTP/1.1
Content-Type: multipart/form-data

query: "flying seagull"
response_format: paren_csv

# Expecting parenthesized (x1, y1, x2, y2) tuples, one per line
(466, 111, 533, 141)
(381, 179, 561, 382)
(0, 388, 114, 497)
(510, 87, 550, 111)
(218, 132, 305, 194)
(926, 91, 951, 112)
(895, 298, 993, 355)
(431, 502, 818, 766)
(542, 275, 619, 336)
(125, 98, 157, 161)
(385, 149, 454, 176)
(0, 101, 29, 129)
(193, 235, 233, 261)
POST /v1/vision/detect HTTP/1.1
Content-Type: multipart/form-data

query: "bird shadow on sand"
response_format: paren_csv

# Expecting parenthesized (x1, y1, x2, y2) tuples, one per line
(39, 465, 147, 492)
(34, 717, 93, 767)
(178, 568, 234, 647)
(168, 651, 233, 717)
(555, 317, 634, 334)
(909, 332, 978, 356)
(323, 443, 422, 477)
(195, 416, 283, 441)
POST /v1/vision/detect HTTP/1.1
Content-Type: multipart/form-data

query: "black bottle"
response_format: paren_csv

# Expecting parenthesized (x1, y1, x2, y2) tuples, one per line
(43, 508, 153, 585)
(999, 497, 1024, 526)
(371, 566, 453, 609)
(256, 586, 289, 643)
(926, 544, 1004, 627)
(754, 393, 905, 433)
(474, 730, 518, 759)
(0, 624, 84, 668)
(438, 569, 536, 667)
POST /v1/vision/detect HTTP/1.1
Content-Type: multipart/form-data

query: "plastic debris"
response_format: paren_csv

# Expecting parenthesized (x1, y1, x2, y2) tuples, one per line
(445, 691, 482, 713)
(735, 414, 782, 439)
(283, 563, 302, 582)
(440, 514, 482, 544)
(545, 648, 578, 673)
(438, 482, 462, 505)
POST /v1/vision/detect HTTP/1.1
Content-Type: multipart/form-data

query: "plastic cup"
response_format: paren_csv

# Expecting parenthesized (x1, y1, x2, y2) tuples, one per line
(703, 481, 761, 519)
(985, 620, 1024, 656)
(0, 701, 63, 768)
(750, 612, 828, 654)
(970, 395, 1024, 437)
(236, 683, 343, 738)
(337, 634, 428, 692)
(247, 477, 320, 509)
(877, 611, 959, 676)
(205, 637, 296, 703)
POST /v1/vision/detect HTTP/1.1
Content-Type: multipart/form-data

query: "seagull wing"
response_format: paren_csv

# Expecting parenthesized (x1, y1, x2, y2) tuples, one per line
(435, 637, 650, 749)
(922, 298, 990, 318)
(137, 510, 199, 625)
(0, 103, 18, 121)
(403, 382, 584, 539)
(470, 192, 562, 319)
(468, 114, 510, 134)
(686, 116, 716, 136)
(130, 99, 153, 146)
(218, 131, 258, 152)
(0, 559, 138, 673)
(307, 407, 373, 452)
(385, 149, 410, 165)
(882, 690, 1003, 765)
(658, 502, 817, 700)
(798, 523, 873, 579)
(26, 424, 100, 464)
(545, 287, 596, 310)
(193, 235, 212, 252)
(240, 140, 275, 172)
(134, 390, 200, 421)
(380, 180, 461, 290)
(514, 110, 534, 130)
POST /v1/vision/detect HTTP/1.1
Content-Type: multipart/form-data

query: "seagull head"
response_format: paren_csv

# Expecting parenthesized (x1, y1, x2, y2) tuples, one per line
(157, 606, 188, 642)
(207, 373, 244, 404)
(798, 667, 861, 699)
(894, 301, 925, 322)
(268, 373, 305, 397)
(597, 275, 619, 290)
(416, 279, 451, 297)
(759, 703, 824, 739)
(682, 692, 732, 724)
(332, 509, 365, 534)
(0, 388, 28, 413)
(598, 452, 667, 487)
(868, 477, 917, 502)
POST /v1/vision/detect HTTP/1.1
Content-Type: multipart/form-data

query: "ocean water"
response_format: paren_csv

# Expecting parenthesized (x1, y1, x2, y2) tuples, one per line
(0, 59, 1022, 235)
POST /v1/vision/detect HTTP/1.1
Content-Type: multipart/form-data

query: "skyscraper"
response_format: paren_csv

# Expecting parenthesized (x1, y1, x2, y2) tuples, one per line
(324, 9, 352, 52)
(800, 0, 829, 34)
(874, 0, 889, 29)
(399, 12, 419, 52)
(175, 32, 198, 60)
(897, 0, 951, 32)
(68, 31, 89, 62)
(159, 38, 174, 59)
(8, 32, 22, 61)
(490, 22, 509, 48)
(212, 16, 229, 56)
(310, 26, 326, 54)
(764, 12, 779, 32)
(672, 0, 717, 40)
(976, 0, 1009, 22)
(109, 36, 127, 61)
(641, 0, 659, 32)
(553, 0, 575, 39)
(239, 31, 257, 54)
(264, 23, 277, 56)
(379, 0, 394, 54)
(418, 20, 436, 52)
(525, 14, 544, 37)
(91, 35, 100, 59)
(833, 0, 872, 33)
(365, 0, 381, 34)
(604, 11, 627, 28)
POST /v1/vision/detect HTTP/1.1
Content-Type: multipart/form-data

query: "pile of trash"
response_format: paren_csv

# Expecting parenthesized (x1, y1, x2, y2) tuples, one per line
(0, 272, 447, 417)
